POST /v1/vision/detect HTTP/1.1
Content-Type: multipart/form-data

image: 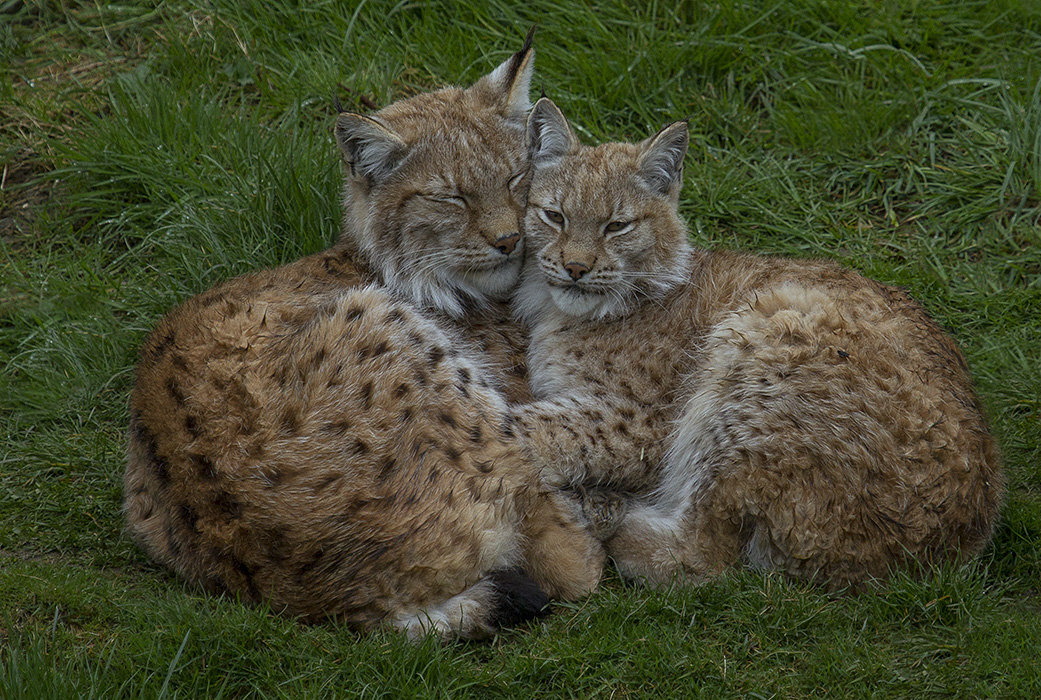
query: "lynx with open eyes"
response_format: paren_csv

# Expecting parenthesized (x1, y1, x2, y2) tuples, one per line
(510, 97, 1003, 590)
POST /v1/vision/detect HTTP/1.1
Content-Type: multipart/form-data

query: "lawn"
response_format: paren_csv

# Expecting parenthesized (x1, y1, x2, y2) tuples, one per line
(2, 0, 1039, 697)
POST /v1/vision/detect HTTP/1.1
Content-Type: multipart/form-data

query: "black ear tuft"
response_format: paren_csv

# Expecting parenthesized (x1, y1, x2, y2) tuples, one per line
(477, 28, 537, 119)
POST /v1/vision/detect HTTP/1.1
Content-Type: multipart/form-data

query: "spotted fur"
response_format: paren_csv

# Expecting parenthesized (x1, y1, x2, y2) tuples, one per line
(124, 40, 608, 639)
(511, 98, 1003, 590)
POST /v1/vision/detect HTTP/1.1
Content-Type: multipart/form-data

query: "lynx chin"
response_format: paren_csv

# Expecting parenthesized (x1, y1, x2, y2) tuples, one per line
(511, 97, 1003, 590)
(124, 35, 615, 640)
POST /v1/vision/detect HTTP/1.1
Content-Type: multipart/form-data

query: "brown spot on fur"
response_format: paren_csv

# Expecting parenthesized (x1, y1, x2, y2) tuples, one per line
(321, 420, 352, 436)
(214, 491, 243, 519)
(295, 547, 325, 583)
(322, 255, 350, 278)
(178, 502, 199, 532)
(282, 406, 304, 436)
(286, 306, 318, 329)
(353, 439, 369, 455)
(394, 383, 410, 398)
(344, 306, 364, 322)
(316, 474, 342, 490)
(439, 412, 458, 428)
(428, 346, 446, 366)
(149, 332, 175, 363)
(372, 341, 390, 357)
(166, 377, 186, 406)
(310, 347, 328, 371)
(231, 557, 259, 599)
(385, 308, 405, 324)
(171, 353, 189, 373)
(194, 290, 222, 309)
(475, 460, 493, 473)
(378, 457, 396, 482)
(152, 454, 171, 485)
(261, 526, 292, 564)
(360, 381, 373, 409)
(190, 453, 218, 480)
(260, 465, 288, 486)
(184, 413, 201, 438)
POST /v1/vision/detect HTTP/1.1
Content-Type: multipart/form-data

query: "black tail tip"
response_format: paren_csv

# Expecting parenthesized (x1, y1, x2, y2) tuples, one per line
(488, 568, 551, 630)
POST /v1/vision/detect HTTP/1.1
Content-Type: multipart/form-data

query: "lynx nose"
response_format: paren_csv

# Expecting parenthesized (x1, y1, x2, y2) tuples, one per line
(564, 261, 590, 281)
(494, 232, 520, 256)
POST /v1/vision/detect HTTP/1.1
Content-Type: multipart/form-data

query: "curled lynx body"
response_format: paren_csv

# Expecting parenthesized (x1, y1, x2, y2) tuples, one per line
(124, 40, 608, 638)
(513, 98, 1003, 589)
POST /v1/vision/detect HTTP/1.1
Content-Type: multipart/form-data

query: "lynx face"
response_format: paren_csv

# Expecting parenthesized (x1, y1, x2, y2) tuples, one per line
(335, 51, 534, 317)
(515, 99, 692, 322)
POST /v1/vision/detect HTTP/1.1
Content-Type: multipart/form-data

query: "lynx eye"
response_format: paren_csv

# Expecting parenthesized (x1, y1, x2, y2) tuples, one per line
(604, 220, 632, 234)
(542, 209, 565, 225)
(426, 193, 467, 206)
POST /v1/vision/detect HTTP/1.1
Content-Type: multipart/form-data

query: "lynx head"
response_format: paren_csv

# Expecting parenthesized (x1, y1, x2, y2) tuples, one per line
(514, 98, 692, 323)
(334, 31, 535, 318)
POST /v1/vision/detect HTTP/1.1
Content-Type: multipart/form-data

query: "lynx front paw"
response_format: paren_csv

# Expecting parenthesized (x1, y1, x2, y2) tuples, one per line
(574, 485, 629, 541)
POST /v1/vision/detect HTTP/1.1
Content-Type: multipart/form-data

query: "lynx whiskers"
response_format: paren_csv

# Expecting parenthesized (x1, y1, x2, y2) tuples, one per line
(510, 97, 1003, 590)
(123, 37, 615, 640)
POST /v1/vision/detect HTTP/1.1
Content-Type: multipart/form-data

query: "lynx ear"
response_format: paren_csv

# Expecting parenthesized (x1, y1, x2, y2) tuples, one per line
(527, 97, 579, 165)
(475, 26, 536, 120)
(637, 121, 688, 196)
(335, 113, 408, 183)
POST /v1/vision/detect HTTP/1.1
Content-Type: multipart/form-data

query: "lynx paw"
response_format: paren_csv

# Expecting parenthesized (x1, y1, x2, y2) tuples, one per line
(574, 485, 629, 541)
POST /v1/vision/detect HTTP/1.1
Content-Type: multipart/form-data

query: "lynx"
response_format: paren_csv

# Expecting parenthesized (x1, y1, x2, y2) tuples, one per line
(123, 37, 612, 639)
(510, 98, 1003, 590)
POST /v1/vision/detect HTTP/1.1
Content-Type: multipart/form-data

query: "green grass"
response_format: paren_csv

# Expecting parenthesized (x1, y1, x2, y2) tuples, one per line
(2, 0, 1040, 697)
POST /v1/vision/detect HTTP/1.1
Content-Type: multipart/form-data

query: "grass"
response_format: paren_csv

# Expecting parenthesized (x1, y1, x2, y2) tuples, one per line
(2, 0, 1040, 697)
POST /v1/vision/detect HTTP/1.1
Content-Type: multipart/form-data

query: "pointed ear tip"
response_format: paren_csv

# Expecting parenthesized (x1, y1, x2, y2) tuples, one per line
(522, 24, 537, 52)
(530, 96, 555, 117)
(334, 111, 365, 132)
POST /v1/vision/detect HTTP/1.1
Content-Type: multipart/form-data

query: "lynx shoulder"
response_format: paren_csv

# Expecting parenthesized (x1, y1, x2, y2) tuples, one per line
(124, 39, 609, 639)
(511, 97, 1003, 589)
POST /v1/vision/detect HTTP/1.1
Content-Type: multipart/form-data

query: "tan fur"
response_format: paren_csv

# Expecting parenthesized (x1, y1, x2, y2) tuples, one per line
(124, 41, 609, 639)
(511, 98, 1003, 590)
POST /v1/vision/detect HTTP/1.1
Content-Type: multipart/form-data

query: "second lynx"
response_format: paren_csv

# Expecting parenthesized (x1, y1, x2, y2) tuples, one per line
(512, 98, 1003, 590)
